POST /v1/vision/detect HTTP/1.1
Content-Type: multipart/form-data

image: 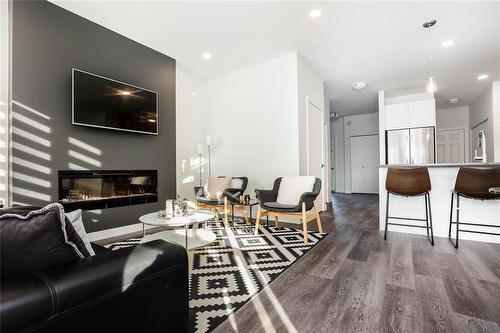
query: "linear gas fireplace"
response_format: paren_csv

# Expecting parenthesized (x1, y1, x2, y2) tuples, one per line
(59, 170, 158, 211)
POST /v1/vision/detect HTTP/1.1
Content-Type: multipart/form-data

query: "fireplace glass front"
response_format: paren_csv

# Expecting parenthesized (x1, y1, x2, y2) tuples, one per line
(59, 170, 157, 210)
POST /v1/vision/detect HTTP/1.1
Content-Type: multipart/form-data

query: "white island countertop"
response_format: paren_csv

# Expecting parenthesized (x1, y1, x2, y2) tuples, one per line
(379, 162, 500, 168)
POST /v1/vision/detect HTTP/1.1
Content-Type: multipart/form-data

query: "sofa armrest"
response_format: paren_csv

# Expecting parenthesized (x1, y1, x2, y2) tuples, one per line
(2, 240, 189, 333)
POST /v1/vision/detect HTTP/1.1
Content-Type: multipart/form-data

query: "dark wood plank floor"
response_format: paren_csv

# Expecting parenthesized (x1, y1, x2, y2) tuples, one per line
(213, 193, 500, 333)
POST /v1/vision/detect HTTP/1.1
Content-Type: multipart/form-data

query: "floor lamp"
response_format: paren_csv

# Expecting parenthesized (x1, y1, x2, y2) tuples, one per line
(197, 144, 203, 186)
(205, 134, 212, 177)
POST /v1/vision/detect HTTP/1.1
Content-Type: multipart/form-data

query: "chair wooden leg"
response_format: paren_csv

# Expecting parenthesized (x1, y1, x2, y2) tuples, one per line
(313, 201, 323, 233)
(254, 206, 262, 235)
(214, 209, 220, 221)
(274, 216, 279, 228)
(302, 202, 308, 245)
(223, 197, 229, 227)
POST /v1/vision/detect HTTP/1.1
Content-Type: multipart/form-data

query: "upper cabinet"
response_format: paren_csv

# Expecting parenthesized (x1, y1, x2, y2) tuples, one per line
(408, 99, 436, 128)
(385, 99, 436, 130)
(385, 103, 409, 129)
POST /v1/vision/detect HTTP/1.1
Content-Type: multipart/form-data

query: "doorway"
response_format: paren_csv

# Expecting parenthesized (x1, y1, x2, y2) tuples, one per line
(330, 136, 335, 192)
(350, 134, 379, 194)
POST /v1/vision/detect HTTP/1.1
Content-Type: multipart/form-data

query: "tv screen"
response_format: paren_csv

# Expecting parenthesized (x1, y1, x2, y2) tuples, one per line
(72, 68, 158, 135)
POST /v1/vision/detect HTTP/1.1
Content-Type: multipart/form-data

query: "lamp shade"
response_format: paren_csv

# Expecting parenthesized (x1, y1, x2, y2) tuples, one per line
(205, 134, 212, 146)
(197, 144, 203, 155)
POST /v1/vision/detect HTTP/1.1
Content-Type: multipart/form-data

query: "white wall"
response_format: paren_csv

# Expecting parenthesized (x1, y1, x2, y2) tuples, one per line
(203, 53, 300, 196)
(175, 52, 326, 212)
(378, 91, 386, 165)
(469, 85, 494, 161)
(436, 106, 470, 162)
(343, 113, 379, 193)
(330, 118, 345, 192)
(297, 54, 325, 175)
(493, 81, 500, 162)
(330, 113, 380, 194)
(0, 0, 10, 206)
(296, 54, 327, 205)
(175, 65, 208, 200)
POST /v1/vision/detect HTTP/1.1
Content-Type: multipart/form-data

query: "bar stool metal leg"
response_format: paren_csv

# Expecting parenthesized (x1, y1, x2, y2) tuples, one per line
(455, 194, 460, 248)
(448, 192, 454, 238)
(384, 192, 390, 240)
(427, 193, 434, 246)
(449, 193, 460, 248)
(425, 193, 429, 238)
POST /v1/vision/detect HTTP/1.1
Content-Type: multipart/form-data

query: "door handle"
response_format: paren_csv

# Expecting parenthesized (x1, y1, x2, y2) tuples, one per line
(321, 164, 325, 168)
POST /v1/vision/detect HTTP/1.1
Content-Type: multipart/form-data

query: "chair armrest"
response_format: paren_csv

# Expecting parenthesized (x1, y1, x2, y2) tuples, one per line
(6, 240, 189, 332)
(222, 188, 243, 203)
(298, 191, 320, 211)
(255, 189, 278, 203)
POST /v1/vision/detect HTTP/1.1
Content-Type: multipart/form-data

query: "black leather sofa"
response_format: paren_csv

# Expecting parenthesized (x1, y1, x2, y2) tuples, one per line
(0, 207, 189, 333)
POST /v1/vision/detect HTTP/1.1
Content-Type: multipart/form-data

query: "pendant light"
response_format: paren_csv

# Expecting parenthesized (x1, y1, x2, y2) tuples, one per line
(423, 20, 437, 93)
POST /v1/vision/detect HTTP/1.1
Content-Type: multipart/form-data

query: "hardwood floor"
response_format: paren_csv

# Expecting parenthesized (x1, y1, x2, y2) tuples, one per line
(213, 193, 500, 333)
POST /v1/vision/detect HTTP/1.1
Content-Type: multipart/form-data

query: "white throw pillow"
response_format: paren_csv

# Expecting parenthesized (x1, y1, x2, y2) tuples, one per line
(276, 176, 316, 205)
(230, 178, 244, 189)
(206, 177, 232, 200)
(65, 209, 95, 256)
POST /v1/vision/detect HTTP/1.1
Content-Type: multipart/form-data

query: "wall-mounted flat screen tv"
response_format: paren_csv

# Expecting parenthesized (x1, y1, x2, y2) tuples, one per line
(72, 68, 158, 135)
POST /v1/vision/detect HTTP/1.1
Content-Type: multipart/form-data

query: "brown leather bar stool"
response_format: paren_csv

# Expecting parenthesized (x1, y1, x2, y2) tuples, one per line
(448, 167, 500, 248)
(384, 167, 434, 245)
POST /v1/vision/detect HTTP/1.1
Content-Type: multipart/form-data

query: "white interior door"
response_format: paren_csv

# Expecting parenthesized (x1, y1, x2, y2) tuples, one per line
(330, 136, 335, 192)
(307, 101, 325, 211)
(350, 135, 379, 194)
(437, 129, 465, 163)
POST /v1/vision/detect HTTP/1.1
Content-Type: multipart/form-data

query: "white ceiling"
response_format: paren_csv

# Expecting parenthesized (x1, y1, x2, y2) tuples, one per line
(50, 1, 500, 116)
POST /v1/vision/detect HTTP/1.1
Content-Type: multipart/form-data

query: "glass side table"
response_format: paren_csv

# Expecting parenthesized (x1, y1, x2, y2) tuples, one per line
(229, 199, 260, 232)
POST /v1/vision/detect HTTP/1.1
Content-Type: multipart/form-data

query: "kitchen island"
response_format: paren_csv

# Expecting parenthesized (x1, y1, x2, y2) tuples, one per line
(379, 163, 500, 244)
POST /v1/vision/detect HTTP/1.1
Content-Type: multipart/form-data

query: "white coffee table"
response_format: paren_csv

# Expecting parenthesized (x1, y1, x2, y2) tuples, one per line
(139, 210, 216, 250)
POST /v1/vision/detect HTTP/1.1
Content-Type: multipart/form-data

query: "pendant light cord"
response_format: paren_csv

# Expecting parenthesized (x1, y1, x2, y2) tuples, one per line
(427, 25, 433, 78)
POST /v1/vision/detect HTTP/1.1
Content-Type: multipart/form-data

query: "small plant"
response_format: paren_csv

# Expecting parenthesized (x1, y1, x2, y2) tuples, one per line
(175, 195, 188, 214)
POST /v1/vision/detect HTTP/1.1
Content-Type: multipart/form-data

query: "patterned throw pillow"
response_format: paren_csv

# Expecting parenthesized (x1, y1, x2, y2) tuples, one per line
(0, 203, 90, 278)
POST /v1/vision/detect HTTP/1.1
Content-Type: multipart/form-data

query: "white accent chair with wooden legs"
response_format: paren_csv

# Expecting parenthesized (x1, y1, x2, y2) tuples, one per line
(254, 177, 323, 245)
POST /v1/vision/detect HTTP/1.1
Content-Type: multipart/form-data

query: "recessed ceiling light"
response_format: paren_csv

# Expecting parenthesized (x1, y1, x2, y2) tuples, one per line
(309, 9, 322, 18)
(447, 98, 459, 104)
(201, 52, 212, 60)
(352, 81, 368, 90)
(477, 74, 489, 80)
(192, 92, 197, 96)
(441, 39, 455, 47)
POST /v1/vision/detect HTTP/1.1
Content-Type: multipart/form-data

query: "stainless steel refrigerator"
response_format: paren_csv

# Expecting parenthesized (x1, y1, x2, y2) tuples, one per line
(386, 127, 435, 164)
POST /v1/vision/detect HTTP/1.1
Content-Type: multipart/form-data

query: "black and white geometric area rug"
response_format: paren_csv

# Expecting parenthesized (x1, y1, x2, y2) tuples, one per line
(107, 219, 326, 333)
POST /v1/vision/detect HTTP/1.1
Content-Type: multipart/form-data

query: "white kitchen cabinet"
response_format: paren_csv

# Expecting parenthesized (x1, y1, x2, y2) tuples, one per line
(385, 99, 435, 130)
(408, 99, 436, 128)
(385, 103, 409, 130)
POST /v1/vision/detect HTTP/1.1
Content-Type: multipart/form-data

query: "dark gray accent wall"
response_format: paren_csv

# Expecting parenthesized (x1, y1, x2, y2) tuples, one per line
(12, 0, 176, 233)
